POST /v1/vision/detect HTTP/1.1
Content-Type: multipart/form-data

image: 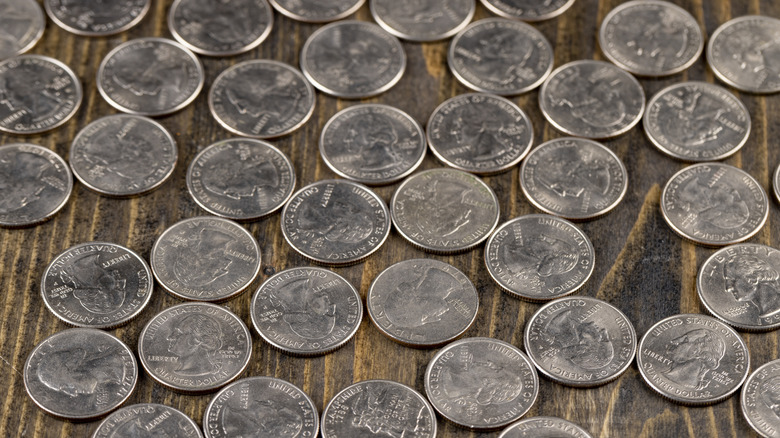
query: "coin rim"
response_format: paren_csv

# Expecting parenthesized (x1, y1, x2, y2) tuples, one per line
(369, 0, 476, 42)
(92, 403, 203, 438)
(1, 0, 45, 59)
(498, 416, 595, 438)
(268, 0, 365, 23)
(774, 162, 780, 204)
(44, 0, 151, 36)
(478, 0, 575, 22)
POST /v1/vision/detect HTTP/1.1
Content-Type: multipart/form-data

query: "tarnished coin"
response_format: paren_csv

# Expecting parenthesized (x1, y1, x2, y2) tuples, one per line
(281, 179, 391, 265)
(479, 0, 575, 21)
(97, 38, 204, 116)
(41, 242, 153, 329)
(0, 55, 82, 135)
(151, 216, 261, 301)
(187, 138, 295, 220)
(519, 137, 628, 220)
(370, 0, 475, 42)
(70, 115, 177, 197)
(269, 0, 364, 23)
(208, 60, 315, 138)
(637, 314, 749, 405)
(0, 0, 45, 60)
(321, 380, 437, 438)
(44, 0, 150, 36)
(204, 377, 319, 438)
(367, 259, 478, 347)
(742, 359, 780, 438)
(499, 417, 594, 438)
(661, 163, 769, 246)
(319, 104, 426, 185)
(425, 337, 539, 430)
(539, 60, 645, 139)
(448, 18, 553, 96)
(138, 302, 252, 393)
(93, 404, 203, 438)
(24, 328, 137, 420)
(300, 20, 405, 98)
(250, 267, 362, 356)
(0, 144, 72, 228)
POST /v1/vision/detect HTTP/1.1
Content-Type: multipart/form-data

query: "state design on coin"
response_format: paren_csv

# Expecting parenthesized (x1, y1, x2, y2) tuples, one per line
(269, 0, 364, 23)
(479, 0, 575, 22)
(0, 0, 45, 60)
(44, 0, 150, 36)
(742, 359, 780, 438)
(499, 416, 594, 438)
(92, 404, 203, 438)
(370, 0, 475, 42)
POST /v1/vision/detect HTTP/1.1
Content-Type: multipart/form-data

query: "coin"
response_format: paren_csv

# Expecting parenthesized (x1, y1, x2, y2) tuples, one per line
(168, 0, 273, 56)
(204, 377, 319, 438)
(269, 0, 364, 23)
(661, 163, 769, 246)
(479, 0, 575, 21)
(44, 0, 150, 36)
(208, 60, 315, 138)
(24, 328, 137, 420)
(499, 416, 594, 438)
(300, 20, 406, 98)
(519, 137, 628, 220)
(742, 359, 780, 438)
(70, 115, 177, 197)
(321, 379, 437, 437)
(637, 314, 749, 405)
(775, 163, 780, 204)
(281, 179, 391, 265)
(97, 38, 204, 116)
(250, 267, 362, 356)
(391, 168, 500, 253)
(93, 404, 203, 438)
(448, 18, 553, 96)
(0, 55, 82, 135)
(370, 0, 475, 42)
(0, 0, 45, 60)
(367, 259, 478, 347)
(708, 16, 780, 94)
(425, 337, 539, 430)
(319, 103, 426, 185)
(138, 302, 252, 393)
(0, 144, 72, 228)
(151, 216, 261, 301)
(187, 138, 295, 220)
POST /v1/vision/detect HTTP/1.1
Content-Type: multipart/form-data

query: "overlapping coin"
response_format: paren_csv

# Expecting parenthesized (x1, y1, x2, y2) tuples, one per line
(269, 0, 364, 23)
(499, 417, 594, 438)
(370, 0, 475, 42)
(479, 0, 575, 21)
(44, 0, 150, 36)
(93, 404, 203, 438)
(742, 359, 780, 438)
(0, 0, 44, 60)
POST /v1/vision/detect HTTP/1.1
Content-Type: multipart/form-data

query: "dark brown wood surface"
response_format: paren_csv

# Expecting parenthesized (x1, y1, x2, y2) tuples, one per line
(2, 0, 779, 436)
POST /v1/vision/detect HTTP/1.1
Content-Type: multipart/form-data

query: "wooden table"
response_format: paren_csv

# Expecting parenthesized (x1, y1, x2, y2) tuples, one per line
(2, 0, 779, 436)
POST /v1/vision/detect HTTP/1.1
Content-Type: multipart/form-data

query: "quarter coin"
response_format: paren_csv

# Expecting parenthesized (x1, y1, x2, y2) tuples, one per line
(479, 0, 575, 21)
(269, 0, 364, 23)
(499, 417, 594, 438)
(93, 404, 203, 438)
(370, 0, 475, 42)
(742, 359, 780, 438)
(0, 0, 45, 60)
(774, 163, 780, 204)
(44, 0, 150, 36)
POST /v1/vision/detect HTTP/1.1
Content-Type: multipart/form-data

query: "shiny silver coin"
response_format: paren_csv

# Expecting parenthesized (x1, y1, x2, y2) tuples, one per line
(0, 144, 72, 228)
(204, 377, 319, 438)
(775, 163, 780, 204)
(370, 0, 475, 42)
(637, 313, 749, 405)
(425, 337, 539, 430)
(742, 359, 780, 438)
(485, 214, 595, 301)
(187, 138, 295, 220)
(0, 0, 45, 60)
(281, 179, 390, 265)
(499, 416, 594, 438)
(321, 380, 437, 437)
(93, 403, 203, 438)
(644, 82, 750, 162)
(300, 20, 406, 98)
(138, 302, 252, 393)
(539, 60, 645, 139)
(208, 60, 315, 138)
(448, 18, 553, 96)
(24, 328, 137, 420)
(367, 259, 478, 347)
(479, 0, 575, 21)
(519, 137, 628, 220)
(0, 55, 82, 135)
(151, 216, 261, 301)
(319, 103, 426, 185)
(70, 115, 177, 197)
(44, 0, 150, 36)
(97, 38, 204, 116)
(661, 163, 769, 246)
(269, 0, 364, 23)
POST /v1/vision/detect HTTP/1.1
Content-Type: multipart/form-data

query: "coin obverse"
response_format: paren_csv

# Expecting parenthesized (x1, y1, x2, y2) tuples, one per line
(251, 267, 362, 356)
(499, 416, 594, 438)
(479, 0, 575, 21)
(370, 0, 475, 42)
(44, 0, 150, 36)
(93, 404, 203, 438)
(269, 0, 364, 23)
(0, 0, 45, 60)
(742, 359, 780, 438)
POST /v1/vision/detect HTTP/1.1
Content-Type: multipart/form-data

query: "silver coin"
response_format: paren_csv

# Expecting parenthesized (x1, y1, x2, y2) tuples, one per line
(268, 0, 364, 23)
(425, 337, 539, 430)
(70, 115, 178, 197)
(203, 377, 319, 438)
(367, 259, 478, 347)
(479, 0, 575, 22)
(250, 267, 362, 356)
(41, 242, 153, 329)
(661, 163, 769, 246)
(93, 403, 203, 438)
(539, 60, 645, 139)
(44, 0, 150, 36)
(319, 103, 426, 185)
(24, 328, 137, 420)
(742, 359, 780, 438)
(281, 179, 391, 265)
(519, 137, 628, 220)
(391, 168, 500, 254)
(484, 214, 595, 301)
(138, 302, 252, 393)
(637, 313, 749, 405)
(644, 81, 750, 162)
(0, 0, 45, 60)
(300, 20, 406, 98)
(150, 216, 262, 301)
(0, 143, 72, 228)
(168, 0, 273, 57)
(97, 38, 204, 117)
(0, 55, 82, 135)
(775, 162, 780, 204)
(187, 138, 295, 220)
(448, 18, 554, 96)
(208, 60, 315, 138)
(321, 379, 437, 438)
(499, 416, 594, 438)
(370, 0, 475, 42)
